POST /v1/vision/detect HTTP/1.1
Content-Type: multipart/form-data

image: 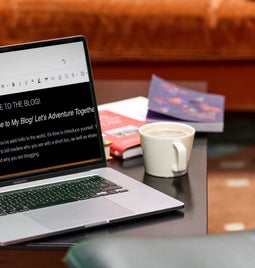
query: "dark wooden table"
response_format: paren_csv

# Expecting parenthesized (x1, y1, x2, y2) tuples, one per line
(0, 80, 207, 268)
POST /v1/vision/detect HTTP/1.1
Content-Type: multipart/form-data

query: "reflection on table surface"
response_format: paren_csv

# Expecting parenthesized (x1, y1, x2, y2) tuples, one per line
(22, 135, 207, 249)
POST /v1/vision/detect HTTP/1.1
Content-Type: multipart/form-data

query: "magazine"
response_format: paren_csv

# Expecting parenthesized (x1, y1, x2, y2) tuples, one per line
(146, 75, 225, 132)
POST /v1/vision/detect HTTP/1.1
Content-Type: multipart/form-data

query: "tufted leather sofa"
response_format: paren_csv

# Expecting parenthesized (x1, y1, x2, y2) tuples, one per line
(1, 0, 255, 110)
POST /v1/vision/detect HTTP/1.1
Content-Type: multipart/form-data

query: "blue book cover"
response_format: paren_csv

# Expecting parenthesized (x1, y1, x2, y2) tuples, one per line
(147, 75, 225, 132)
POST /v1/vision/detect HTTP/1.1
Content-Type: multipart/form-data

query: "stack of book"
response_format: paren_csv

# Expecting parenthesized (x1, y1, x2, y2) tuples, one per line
(99, 75, 225, 160)
(99, 110, 145, 160)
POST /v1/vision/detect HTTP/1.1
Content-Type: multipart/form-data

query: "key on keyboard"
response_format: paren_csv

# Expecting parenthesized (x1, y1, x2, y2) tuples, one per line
(0, 175, 128, 216)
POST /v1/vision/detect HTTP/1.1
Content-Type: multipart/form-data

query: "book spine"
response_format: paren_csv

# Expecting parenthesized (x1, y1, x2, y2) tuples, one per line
(110, 144, 124, 159)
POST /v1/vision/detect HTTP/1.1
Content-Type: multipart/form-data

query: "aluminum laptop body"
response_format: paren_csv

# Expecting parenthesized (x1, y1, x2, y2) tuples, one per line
(0, 36, 184, 246)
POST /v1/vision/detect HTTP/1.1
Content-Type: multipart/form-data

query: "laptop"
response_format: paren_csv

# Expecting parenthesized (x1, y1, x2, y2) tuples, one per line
(0, 36, 184, 246)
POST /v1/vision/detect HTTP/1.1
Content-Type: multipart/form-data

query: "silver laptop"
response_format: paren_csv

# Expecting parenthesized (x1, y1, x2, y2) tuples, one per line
(0, 36, 184, 246)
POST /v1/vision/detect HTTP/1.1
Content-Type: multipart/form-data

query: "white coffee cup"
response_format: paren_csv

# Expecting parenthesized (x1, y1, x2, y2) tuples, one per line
(139, 122, 195, 177)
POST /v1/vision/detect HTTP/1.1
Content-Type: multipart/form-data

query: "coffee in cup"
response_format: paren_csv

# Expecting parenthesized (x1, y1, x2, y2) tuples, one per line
(139, 122, 195, 177)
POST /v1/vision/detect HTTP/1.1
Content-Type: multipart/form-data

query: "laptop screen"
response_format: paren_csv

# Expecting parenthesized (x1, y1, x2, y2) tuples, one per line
(0, 36, 105, 185)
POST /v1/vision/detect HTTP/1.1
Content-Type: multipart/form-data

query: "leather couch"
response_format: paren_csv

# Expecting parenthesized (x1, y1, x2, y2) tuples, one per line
(1, 0, 255, 110)
(64, 231, 255, 268)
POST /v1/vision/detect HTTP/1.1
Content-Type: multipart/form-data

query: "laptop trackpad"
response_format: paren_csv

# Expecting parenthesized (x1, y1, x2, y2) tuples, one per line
(25, 198, 133, 230)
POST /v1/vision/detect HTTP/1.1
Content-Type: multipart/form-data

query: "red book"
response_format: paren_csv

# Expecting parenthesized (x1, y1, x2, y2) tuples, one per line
(99, 110, 146, 159)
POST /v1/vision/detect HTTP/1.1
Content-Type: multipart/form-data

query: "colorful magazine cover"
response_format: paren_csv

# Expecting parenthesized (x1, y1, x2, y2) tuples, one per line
(147, 75, 225, 123)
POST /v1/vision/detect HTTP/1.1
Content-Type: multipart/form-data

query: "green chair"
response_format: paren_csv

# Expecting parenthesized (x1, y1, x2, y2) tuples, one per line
(64, 230, 255, 268)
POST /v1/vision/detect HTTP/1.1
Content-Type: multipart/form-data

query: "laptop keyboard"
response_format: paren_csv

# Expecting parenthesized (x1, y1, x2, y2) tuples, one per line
(0, 175, 128, 216)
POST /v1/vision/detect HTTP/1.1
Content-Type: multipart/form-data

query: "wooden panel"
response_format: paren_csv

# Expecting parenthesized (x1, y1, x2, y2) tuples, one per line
(0, 249, 66, 268)
(94, 80, 207, 105)
(91, 61, 255, 111)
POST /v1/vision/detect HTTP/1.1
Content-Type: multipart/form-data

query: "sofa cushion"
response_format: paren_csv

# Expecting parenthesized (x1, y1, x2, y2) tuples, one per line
(1, 0, 255, 62)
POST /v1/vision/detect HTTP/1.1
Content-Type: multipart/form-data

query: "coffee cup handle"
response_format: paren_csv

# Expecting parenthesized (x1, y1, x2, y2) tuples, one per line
(173, 141, 187, 172)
